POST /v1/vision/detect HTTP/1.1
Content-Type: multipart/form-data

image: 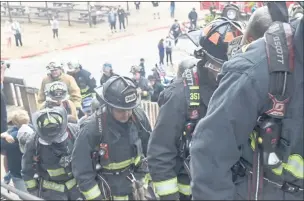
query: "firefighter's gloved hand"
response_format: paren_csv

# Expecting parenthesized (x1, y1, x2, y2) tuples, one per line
(160, 192, 179, 200)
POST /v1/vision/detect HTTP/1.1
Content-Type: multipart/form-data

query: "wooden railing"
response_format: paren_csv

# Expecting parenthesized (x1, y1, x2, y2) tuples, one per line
(2, 76, 160, 127)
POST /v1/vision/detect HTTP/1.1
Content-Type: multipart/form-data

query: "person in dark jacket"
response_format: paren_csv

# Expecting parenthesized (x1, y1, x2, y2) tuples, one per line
(188, 8, 198, 30)
(22, 107, 82, 201)
(148, 75, 164, 102)
(1, 109, 33, 193)
(139, 58, 146, 77)
(66, 60, 97, 100)
(117, 5, 126, 31)
(152, 1, 160, 19)
(190, 3, 304, 200)
(134, 2, 140, 10)
(100, 62, 118, 86)
(72, 76, 153, 200)
(130, 65, 153, 101)
(108, 8, 117, 33)
(170, 1, 175, 18)
(170, 19, 181, 45)
(147, 19, 244, 200)
(158, 39, 165, 65)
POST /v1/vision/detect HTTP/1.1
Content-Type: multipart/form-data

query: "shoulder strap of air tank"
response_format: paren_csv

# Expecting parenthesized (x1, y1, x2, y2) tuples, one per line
(263, 21, 294, 119)
(182, 65, 201, 121)
(95, 106, 107, 143)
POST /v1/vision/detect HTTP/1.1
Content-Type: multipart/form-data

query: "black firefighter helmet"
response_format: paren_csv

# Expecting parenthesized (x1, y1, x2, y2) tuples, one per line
(199, 17, 244, 61)
(32, 106, 68, 143)
(94, 76, 141, 110)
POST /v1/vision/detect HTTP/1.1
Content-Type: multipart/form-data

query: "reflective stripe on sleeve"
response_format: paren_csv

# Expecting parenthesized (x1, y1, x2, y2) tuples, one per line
(81, 184, 101, 200)
(154, 177, 179, 196)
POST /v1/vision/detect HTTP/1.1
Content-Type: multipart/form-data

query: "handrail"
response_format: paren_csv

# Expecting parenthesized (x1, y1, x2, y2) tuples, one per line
(0, 182, 44, 201)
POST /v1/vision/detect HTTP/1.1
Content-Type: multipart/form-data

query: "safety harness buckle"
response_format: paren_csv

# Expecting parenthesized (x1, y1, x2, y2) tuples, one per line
(281, 182, 300, 193)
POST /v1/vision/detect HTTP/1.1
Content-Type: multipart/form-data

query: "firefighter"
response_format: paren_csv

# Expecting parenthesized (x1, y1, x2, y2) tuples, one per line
(21, 107, 82, 200)
(66, 60, 97, 100)
(71, 76, 153, 200)
(190, 2, 304, 200)
(100, 62, 118, 86)
(147, 18, 244, 200)
(37, 61, 82, 110)
(39, 81, 78, 122)
(130, 65, 153, 101)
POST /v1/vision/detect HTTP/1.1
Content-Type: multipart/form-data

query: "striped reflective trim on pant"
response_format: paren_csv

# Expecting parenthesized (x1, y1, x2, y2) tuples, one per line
(103, 155, 141, 170)
(178, 183, 191, 196)
(81, 184, 101, 200)
(65, 178, 77, 190)
(42, 180, 65, 192)
(25, 179, 37, 189)
(113, 195, 129, 200)
(154, 177, 179, 196)
(272, 154, 304, 179)
(47, 168, 66, 177)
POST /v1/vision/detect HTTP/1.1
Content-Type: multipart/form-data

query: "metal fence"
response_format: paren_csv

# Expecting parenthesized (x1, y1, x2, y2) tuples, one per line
(0, 2, 130, 27)
(1, 182, 44, 201)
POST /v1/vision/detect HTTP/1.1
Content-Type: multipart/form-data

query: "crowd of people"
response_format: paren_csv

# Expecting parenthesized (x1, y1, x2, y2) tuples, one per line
(0, 1, 303, 201)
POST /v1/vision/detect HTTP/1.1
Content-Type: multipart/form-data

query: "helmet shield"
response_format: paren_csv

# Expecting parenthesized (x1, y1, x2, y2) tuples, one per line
(32, 107, 67, 143)
(46, 81, 68, 101)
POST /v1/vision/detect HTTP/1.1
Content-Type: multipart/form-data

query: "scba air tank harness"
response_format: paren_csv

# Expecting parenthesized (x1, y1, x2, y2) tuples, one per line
(232, 21, 303, 200)
(91, 107, 155, 200)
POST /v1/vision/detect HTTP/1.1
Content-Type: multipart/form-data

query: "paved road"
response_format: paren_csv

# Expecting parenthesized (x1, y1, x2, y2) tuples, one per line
(5, 29, 197, 88)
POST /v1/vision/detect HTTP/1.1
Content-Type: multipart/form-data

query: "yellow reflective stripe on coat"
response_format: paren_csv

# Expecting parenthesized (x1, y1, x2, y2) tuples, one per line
(25, 179, 37, 189)
(103, 156, 141, 170)
(42, 180, 65, 192)
(81, 93, 92, 99)
(47, 168, 66, 177)
(272, 154, 304, 179)
(81, 184, 101, 200)
(178, 183, 191, 196)
(113, 195, 129, 200)
(154, 177, 179, 196)
(65, 178, 76, 190)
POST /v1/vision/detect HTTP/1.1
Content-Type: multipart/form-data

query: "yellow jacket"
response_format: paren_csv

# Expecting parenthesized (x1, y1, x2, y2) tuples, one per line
(37, 74, 82, 108)
(38, 99, 78, 121)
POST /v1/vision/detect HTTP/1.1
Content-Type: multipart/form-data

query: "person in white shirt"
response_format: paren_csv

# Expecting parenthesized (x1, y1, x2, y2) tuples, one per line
(11, 20, 22, 47)
(164, 36, 173, 65)
(50, 16, 59, 38)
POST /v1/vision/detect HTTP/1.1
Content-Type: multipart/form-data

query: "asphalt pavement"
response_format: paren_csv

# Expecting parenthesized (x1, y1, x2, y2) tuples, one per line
(5, 29, 196, 88)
